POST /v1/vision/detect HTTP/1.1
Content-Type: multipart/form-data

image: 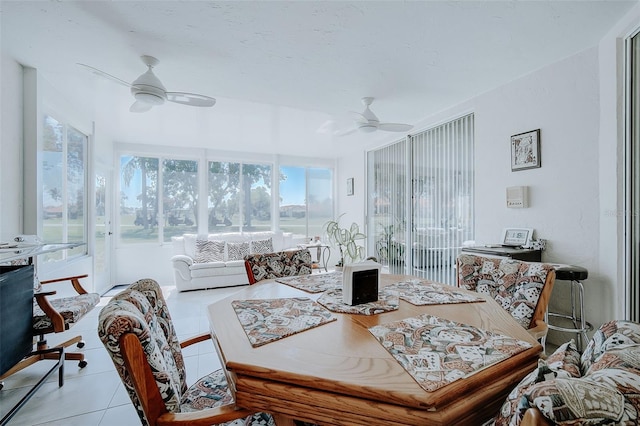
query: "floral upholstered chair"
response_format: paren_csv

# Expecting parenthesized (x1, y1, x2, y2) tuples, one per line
(494, 320, 640, 426)
(244, 248, 313, 284)
(456, 254, 556, 340)
(98, 278, 275, 426)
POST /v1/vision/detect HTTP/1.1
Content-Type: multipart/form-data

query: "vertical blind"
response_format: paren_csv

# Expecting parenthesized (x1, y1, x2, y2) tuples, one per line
(367, 114, 474, 285)
(411, 114, 474, 284)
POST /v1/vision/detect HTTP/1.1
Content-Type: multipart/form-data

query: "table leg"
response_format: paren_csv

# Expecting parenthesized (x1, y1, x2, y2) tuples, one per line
(272, 413, 297, 426)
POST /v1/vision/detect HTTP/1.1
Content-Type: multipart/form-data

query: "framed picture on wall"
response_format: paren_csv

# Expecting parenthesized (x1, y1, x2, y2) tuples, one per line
(347, 177, 354, 196)
(511, 129, 541, 171)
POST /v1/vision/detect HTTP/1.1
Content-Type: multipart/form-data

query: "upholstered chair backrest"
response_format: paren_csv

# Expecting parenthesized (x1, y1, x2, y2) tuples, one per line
(456, 254, 555, 330)
(98, 279, 186, 426)
(244, 248, 313, 284)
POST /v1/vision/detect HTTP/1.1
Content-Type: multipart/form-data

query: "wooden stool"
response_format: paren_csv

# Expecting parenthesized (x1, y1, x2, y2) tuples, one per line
(547, 265, 592, 351)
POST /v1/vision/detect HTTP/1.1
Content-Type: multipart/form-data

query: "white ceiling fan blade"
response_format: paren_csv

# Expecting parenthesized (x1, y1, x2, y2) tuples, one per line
(77, 63, 131, 88)
(166, 92, 216, 107)
(316, 120, 336, 134)
(335, 127, 359, 136)
(349, 111, 369, 124)
(129, 101, 153, 113)
(378, 123, 413, 132)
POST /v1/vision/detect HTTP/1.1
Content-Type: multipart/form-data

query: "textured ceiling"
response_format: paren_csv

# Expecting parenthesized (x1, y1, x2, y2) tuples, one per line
(1, 1, 636, 156)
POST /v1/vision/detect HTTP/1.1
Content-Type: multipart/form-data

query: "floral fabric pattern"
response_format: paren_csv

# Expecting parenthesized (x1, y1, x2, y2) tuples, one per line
(33, 292, 99, 333)
(456, 254, 554, 329)
(245, 249, 312, 283)
(493, 320, 640, 425)
(317, 287, 399, 315)
(275, 270, 342, 293)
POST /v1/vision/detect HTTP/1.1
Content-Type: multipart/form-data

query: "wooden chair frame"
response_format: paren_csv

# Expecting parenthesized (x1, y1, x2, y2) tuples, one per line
(119, 331, 259, 426)
(456, 257, 556, 341)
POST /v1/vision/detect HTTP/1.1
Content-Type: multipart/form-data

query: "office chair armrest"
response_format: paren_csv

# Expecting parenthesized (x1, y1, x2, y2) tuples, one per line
(180, 332, 212, 349)
(527, 319, 548, 341)
(40, 274, 89, 295)
(34, 292, 65, 331)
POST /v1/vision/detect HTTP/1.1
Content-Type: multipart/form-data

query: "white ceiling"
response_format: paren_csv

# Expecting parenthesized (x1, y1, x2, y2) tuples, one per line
(1, 1, 636, 157)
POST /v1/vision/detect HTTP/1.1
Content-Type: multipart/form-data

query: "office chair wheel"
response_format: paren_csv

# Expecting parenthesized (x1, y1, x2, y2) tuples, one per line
(77, 341, 85, 348)
(78, 360, 88, 369)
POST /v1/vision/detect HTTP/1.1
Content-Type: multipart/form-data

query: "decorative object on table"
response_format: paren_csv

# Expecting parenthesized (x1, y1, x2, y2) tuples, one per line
(323, 214, 365, 268)
(510, 129, 541, 171)
(317, 287, 399, 315)
(384, 279, 485, 306)
(231, 298, 336, 347)
(347, 177, 354, 196)
(526, 238, 547, 251)
(369, 314, 532, 392)
(342, 260, 381, 305)
(500, 227, 534, 248)
(275, 270, 342, 293)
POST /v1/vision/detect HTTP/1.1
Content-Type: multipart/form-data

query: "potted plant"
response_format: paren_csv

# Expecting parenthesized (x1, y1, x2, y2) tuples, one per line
(323, 215, 366, 268)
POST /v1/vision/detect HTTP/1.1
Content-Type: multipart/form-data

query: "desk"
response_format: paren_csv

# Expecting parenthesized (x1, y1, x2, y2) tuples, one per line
(461, 246, 542, 262)
(207, 275, 541, 426)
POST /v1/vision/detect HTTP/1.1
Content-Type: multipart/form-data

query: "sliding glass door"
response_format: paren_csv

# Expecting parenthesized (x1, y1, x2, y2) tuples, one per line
(367, 114, 474, 285)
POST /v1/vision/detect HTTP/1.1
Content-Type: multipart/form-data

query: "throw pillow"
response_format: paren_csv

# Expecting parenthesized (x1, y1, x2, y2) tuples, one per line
(194, 240, 224, 263)
(251, 238, 273, 254)
(227, 241, 250, 261)
(493, 340, 581, 426)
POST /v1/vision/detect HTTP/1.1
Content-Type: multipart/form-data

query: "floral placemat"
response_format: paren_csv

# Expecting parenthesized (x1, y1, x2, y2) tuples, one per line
(383, 279, 485, 306)
(368, 314, 532, 392)
(275, 271, 342, 293)
(317, 288, 399, 315)
(231, 298, 337, 347)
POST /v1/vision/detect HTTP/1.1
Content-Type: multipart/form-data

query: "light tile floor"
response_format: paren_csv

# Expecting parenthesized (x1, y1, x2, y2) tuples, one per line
(0, 284, 243, 426)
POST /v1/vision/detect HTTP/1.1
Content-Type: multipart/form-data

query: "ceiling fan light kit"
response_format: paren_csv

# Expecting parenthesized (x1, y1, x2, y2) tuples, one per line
(79, 55, 216, 113)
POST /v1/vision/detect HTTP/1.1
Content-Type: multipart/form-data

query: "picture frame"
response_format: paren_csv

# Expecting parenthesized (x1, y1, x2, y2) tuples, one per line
(510, 129, 541, 171)
(347, 177, 354, 196)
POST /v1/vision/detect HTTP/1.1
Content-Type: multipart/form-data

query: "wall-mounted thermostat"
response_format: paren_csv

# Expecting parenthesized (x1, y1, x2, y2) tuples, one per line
(506, 186, 529, 208)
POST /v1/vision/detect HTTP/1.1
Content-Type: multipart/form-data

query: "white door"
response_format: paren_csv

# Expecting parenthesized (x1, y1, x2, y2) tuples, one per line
(94, 169, 113, 294)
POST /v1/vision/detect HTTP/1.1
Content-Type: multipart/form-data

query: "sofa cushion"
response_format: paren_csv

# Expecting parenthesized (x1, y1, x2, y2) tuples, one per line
(194, 240, 225, 263)
(183, 234, 199, 259)
(581, 320, 640, 374)
(227, 241, 250, 261)
(190, 261, 226, 270)
(251, 238, 273, 254)
(494, 340, 581, 426)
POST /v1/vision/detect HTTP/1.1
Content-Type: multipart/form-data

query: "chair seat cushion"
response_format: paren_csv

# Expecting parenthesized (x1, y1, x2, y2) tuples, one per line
(181, 369, 275, 425)
(33, 292, 100, 332)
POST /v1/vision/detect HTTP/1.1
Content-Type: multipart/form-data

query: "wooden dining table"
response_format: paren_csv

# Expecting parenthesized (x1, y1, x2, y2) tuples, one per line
(206, 274, 542, 426)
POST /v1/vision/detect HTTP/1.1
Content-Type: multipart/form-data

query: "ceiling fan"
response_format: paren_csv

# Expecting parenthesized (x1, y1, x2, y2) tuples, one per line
(328, 97, 413, 136)
(78, 55, 216, 113)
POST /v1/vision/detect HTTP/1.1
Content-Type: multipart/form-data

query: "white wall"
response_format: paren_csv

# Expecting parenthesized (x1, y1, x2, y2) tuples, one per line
(0, 55, 24, 241)
(338, 43, 624, 344)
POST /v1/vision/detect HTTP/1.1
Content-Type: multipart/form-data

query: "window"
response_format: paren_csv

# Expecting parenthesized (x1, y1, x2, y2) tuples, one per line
(119, 156, 159, 243)
(207, 161, 272, 233)
(163, 159, 198, 241)
(279, 166, 333, 240)
(40, 115, 88, 261)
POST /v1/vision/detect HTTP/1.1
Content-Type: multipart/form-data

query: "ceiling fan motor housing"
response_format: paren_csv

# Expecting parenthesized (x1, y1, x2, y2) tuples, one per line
(131, 84, 165, 105)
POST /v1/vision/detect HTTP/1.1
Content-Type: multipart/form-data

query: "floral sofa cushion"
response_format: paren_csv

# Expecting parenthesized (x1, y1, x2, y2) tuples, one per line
(245, 249, 313, 283)
(493, 320, 640, 426)
(457, 254, 554, 329)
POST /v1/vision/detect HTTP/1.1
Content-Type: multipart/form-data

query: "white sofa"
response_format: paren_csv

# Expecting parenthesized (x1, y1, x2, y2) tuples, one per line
(171, 231, 304, 292)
